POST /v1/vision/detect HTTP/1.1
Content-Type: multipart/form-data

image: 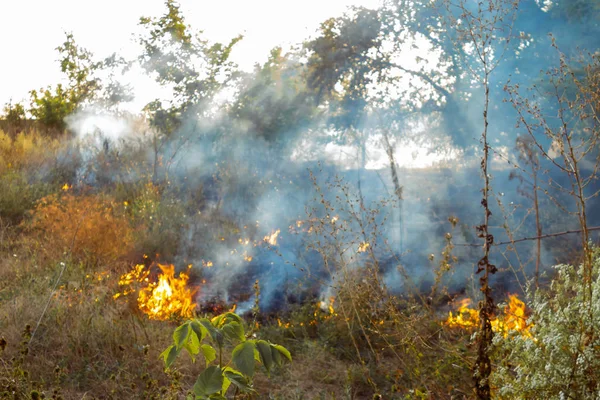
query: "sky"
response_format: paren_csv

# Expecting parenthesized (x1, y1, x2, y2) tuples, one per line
(0, 0, 380, 108)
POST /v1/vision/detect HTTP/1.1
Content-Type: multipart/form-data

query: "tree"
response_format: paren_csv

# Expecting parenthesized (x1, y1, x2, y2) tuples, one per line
(29, 33, 100, 132)
(230, 47, 318, 146)
(138, 0, 242, 135)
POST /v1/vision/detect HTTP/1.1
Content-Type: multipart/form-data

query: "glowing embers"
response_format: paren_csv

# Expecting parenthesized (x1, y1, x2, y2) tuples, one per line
(114, 264, 197, 320)
(263, 229, 280, 246)
(445, 295, 533, 337)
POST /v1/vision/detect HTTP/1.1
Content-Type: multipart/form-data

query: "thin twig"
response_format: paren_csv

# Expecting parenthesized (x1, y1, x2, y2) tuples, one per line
(455, 226, 600, 247)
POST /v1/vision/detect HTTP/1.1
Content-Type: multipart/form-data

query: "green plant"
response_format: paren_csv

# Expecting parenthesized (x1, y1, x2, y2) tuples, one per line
(492, 248, 600, 399)
(162, 312, 291, 399)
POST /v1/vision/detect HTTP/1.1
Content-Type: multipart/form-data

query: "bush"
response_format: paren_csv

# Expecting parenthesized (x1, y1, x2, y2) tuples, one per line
(26, 192, 134, 265)
(129, 182, 187, 259)
(492, 248, 600, 399)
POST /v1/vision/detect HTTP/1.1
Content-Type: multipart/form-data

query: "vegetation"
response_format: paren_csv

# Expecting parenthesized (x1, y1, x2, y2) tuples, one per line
(1, 0, 600, 398)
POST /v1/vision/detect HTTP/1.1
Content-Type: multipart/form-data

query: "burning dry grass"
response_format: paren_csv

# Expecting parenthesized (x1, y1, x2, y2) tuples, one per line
(114, 263, 198, 321)
(446, 294, 533, 337)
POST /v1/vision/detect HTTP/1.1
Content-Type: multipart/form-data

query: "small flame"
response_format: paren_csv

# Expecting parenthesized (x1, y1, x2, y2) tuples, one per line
(62, 183, 70, 191)
(445, 295, 532, 337)
(264, 229, 280, 246)
(445, 298, 478, 329)
(114, 264, 197, 320)
(357, 242, 370, 253)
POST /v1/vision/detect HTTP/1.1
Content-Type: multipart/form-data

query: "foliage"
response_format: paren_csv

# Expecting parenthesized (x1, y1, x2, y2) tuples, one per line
(138, 0, 242, 135)
(163, 312, 291, 399)
(128, 182, 187, 259)
(29, 33, 100, 132)
(231, 48, 318, 145)
(492, 248, 600, 399)
(2, 101, 25, 124)
(305, 8, 382, 128)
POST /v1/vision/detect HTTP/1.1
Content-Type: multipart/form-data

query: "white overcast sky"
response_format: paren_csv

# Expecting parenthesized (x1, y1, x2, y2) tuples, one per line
(0, 0, 380, 109)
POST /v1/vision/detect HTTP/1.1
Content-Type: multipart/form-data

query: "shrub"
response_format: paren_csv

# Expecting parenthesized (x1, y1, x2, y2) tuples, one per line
(26, 192, 134, 265)
(163, 312, 291, 399)
(129, 182, 187, 259)
(492, 248, 600, 399)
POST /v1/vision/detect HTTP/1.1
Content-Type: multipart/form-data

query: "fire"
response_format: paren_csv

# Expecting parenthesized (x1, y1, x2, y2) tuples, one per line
(492, 295, 533, 338)
(357, 242, 370, 253)
(445, 295, 532, 337)
(264, 229, 280, 246)
(445, 298, 479, 329)
(114, 264, 197, 320)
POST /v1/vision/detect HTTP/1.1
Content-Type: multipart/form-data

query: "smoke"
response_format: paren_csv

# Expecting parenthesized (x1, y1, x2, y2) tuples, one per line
(49, 0, 600, 312)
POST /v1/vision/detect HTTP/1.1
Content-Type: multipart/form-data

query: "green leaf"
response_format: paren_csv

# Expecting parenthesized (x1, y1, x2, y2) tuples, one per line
(173, 321, 191, 350)
(222, 321, 245, 342)
(224, 369, 253, 393)
(210, 314, 226, 328)
(256, 340, 273, 374)
(183, 328, 201, 361)
(193, 366, 223, 396)
(200, 344, 217, 366)
(211, 312, 242, 328)
(271, 344, 281, 366)
(160, 345, 180, 369)
(232, 341, 256, 377)
(199, 319, 224, 347)
(222, 312, 243, 324)
(191, 320, 208, 342)
(221, 376, 232, 395)
(271, 344, 292, 363)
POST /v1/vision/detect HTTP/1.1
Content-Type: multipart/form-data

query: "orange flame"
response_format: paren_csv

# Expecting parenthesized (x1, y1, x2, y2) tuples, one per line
(114, 264, 197, 320)
(445, 295, 532, 337)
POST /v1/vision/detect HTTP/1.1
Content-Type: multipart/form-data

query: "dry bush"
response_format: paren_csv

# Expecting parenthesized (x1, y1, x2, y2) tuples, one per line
(299, 173, 474, 398)
(25, 192, 134, 266)
(0, 130, 62, 174)
(128, 182, 187, 260)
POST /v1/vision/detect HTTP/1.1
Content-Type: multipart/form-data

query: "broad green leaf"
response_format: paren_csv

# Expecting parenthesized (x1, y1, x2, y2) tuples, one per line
(211, 312, 243, 328)
(271, 344, 292, 362)
(221, 376, 232, 395)
(200, 344, 216, 366)
(256, 340, 273, 373)
(193, 365, 223, 396)
(224, 369, 253, 392)
(199, 319, 224, 347)
(271, 344, 281, 366)
(222, 321, 245, 342)
(191, 320, 208, 342)
(160, 345, 180, 369)
(173, 321, 191, 350)
(210, 314, 226, 328)
(183, 328, 201, 361)
(232, 341, 256, 377)
(222, 312, 242, 324)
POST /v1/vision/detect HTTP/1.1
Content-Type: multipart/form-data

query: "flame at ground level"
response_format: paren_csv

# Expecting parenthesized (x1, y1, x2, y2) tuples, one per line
(445, 295, 533, 338)
(114, 264, 197, 320)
